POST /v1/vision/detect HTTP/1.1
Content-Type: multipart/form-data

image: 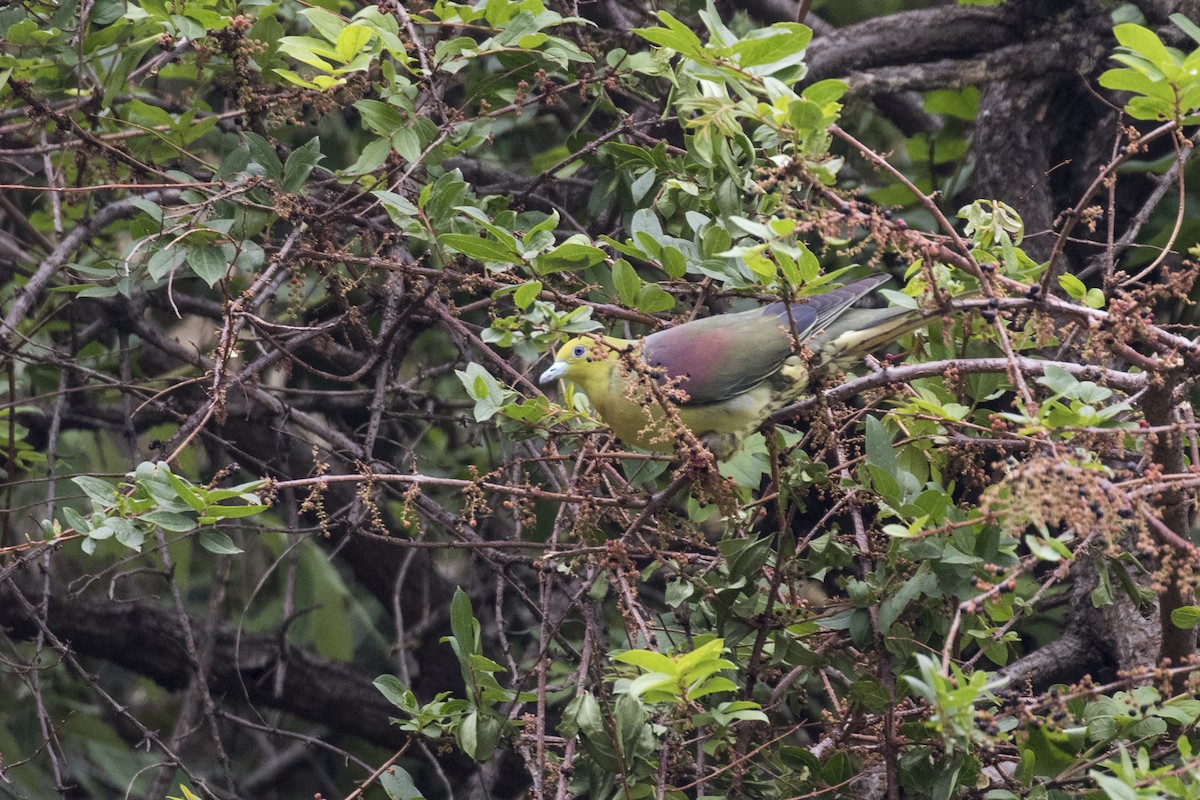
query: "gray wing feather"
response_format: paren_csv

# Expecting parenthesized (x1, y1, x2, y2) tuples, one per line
(642, 276, 892, 406)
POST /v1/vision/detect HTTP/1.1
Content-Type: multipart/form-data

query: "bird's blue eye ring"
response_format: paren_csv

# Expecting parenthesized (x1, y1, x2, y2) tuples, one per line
(571, 345, 587, 358)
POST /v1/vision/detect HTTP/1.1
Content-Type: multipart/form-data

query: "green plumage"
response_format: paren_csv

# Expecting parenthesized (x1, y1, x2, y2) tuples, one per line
(539, 276, 922, 459)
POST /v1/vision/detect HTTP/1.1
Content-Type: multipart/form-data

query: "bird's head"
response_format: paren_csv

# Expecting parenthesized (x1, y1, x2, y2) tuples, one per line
(538, 336, 631, 389)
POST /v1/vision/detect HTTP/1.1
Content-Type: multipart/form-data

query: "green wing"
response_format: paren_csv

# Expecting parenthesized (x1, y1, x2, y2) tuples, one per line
(643, 276, 892, 406)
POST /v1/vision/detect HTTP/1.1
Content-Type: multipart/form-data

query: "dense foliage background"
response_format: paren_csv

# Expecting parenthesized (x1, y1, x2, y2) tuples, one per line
(3, 0, 1200, 797)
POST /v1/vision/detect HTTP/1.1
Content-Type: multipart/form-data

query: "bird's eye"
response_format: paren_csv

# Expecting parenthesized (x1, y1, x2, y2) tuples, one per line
(571, 345, 587, 358)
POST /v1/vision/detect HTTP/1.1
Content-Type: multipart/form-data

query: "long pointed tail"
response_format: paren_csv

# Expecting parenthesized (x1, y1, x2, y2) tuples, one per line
(811, 305, 931, 369)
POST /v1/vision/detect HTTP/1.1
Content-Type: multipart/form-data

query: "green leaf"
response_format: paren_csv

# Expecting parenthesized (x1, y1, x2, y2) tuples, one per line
(374, 189, 419, 222)
(391, 127, 421, 163)
(91, 0, 125, 25)
(803, 78, 849, 108)
(336, 24, 373, 63)
(743, 252, 776, 280)
(629, 168, 656, 203)
(1112, 23, 1174, 72)
(661, 246, 687, 278)
(454, 207, 520, 251)
(878, 567, 938, 634)
(665, 579, 694, 607)
(1170, 605, 1200, 629)
(1098, 68, 1162, 97)
(612, 259, 641, 306)
(787, 98, 825, 131)
(166, 472, 206, 512)
(613, 693, 649, 756)
(675, 638, 726, 671)
(615, 649, 677, 674)
(110, 517, 145, 551)
(278, 35, 340, 70)
(534, 240, 606, 274)
(201, 503, 267, 519)
(198, 530, 244, 554)
(455, 363, 507, 421)
(300, 7, 345, 44)
(458, 709, 502, 762)
(1090, 772, 1137, 800)
(88, 523, 115, 542)
(379, 764, 425, 800)
(719, 536, 771, 582)
(865, 416, 898, 475)
(634, 12, 705, 57)
(275, 69, 322, 90)
(561, 691, 603, 739)
(634, 283, 675, 313)
(1036, 364, 1078, 396)
(61, 506, 89, 533)
(1058, 273, 1086, 301)
(627, 671, 676, 700)
(282, 137, 323, 194)
(1171, 12, 1200, 46)
(374, 674, 413, 709)
(440, 234, 521, 264)
(73, 475, 117, 506)
(244, 133, 283, 180)
(185, 246, 227, 287)
(1025, 534, 1063, 562)
(732, 24, 811, 69)
(822, 751, 853, 785)
(141, 510, 197, 532)
(146, 247, 184, 280)
(356, 99, 405, 134)
(450, 587, 477, 655)
(513, 280, 542, 309)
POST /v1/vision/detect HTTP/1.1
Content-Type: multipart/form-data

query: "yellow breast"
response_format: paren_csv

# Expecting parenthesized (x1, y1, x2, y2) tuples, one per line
(579, 357, 811, 456)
